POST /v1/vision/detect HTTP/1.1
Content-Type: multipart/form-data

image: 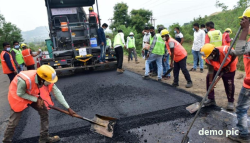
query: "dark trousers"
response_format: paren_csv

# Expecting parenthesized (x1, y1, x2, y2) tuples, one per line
(27, 65, 35, 70)
(115, 46, 123, 69)
(206, 71, 235, 102)
(173, 56, 192, 83)
(7, 73, 16, 83)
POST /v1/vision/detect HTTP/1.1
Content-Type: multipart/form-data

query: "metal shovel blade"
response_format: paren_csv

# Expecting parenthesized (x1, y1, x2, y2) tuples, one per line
(91, 114, 117, 138)
(181, 135, 189, 143)
(186, 102, 201, 114)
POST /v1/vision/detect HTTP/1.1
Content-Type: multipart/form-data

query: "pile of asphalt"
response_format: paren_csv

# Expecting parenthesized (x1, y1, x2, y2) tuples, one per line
(12, 70, 232, 143)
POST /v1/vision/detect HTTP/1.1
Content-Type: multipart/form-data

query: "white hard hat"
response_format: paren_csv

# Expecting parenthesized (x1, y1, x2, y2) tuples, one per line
(129, 32, 134, 36)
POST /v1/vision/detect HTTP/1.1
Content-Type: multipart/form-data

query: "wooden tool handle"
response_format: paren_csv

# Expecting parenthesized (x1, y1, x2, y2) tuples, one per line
(49, 105, 82, 119)
(49, 105, 106, 127)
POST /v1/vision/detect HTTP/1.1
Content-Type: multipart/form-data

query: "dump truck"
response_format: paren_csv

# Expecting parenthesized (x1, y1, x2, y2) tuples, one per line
(41, 0, 116, 72)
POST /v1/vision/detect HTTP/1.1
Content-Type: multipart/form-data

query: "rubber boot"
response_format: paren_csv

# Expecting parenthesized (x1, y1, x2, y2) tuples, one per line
(39, 135, 60, 143)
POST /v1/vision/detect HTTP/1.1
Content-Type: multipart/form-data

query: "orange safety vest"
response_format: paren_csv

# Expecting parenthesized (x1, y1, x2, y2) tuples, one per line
(165, 38, 187, 62)
(22, 49, 35, 66)
(0, 51, 16, 74)
(8, 70, 53, 112)
(40, 84, 54, 110)
(243, 38, 250, 89)
(205, 46, 238, 72)
(90, 11, 99, 24)
(222, 33, 230, 46)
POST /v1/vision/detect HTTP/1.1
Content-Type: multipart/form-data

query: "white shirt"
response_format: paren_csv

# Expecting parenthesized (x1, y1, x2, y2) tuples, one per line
(175, 32, 184, 39)
(114, 33, 125, 48)
(143, 33, 151, 47)
(192, 29, 205, 51)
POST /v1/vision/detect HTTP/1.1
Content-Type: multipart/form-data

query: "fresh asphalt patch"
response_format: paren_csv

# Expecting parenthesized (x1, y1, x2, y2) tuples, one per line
(12, 70, 236, 143)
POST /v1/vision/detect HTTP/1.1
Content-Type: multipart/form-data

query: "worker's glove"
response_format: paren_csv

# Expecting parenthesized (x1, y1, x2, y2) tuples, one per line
(68, 108, 76, 117)
(37, 97, 44, 109)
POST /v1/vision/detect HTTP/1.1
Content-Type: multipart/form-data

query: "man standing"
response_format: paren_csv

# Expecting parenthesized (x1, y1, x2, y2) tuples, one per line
(228, 14, 250, 142)
(126, 32, 139, 64)
(190, 23, 205, 73)
(205, 21, 223, 47)
(0, 42, 17, 82)
(97, 23, 108, 64)
(201, 24, 208, 34)
(200, 44, 237, 110)
(89, 7, 99, 24)
(142, 27, 151, 58)
(21, 44, 41, 70)
(222, 28, 233, 46)
(113, 30, 126, 73)
(161, 29, 193, 88)
(2, 65, 75, 143)
(143, 26, 166, 81)
(11, 41, 24, 73)
(174, 27, 184, 45)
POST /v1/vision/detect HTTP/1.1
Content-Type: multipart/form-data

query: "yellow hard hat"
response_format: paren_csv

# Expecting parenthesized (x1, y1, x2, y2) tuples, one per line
(161, 29, 169, 36)
(239, 7, 250, 19)
(20, 43, 27, 49)
(225, 28, 232, 34)
(200, 44, 215, 59)
(89, 7, 93, 11)
(37, 65, 58, 83)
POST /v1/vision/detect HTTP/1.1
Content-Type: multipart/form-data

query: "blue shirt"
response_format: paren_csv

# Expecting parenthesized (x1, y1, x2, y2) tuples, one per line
(3, 50, 15, 71)
(97, 27, 106, 46)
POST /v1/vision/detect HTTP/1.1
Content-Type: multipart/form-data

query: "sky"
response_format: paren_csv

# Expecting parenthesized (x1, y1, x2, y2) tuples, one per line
(0, 0, 238, 32)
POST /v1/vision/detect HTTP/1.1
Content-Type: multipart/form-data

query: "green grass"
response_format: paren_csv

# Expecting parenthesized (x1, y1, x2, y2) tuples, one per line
(182, 43, 195, 64)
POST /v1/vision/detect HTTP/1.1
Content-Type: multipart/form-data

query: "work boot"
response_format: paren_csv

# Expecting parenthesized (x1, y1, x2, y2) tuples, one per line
(185, 82, 193, 88)
(200, 69, 203, 73)
(228, 134, 250, 143)
(204, 99, 216, 106)
(226, 102, 234, 111)
(117, 69, 123, 74)
(150, 72, 157, 77)
(157, 78, 162, 82)
(142, 75, 150, 80)
(39, 135, 60, 143)
(189, 68, 196, 71)
(172, 82, 179, 87)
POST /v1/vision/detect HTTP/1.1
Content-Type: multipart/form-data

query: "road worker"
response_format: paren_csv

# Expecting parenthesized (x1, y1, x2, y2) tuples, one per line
(126, 32, 139, 64)
(2, 65, 75, 143)
(21, 43, 41, 70)
(143, 26, 167, 81)
(228, 9, 250, 142)
(222, 28, 233, 46)
(200, 44, 237, 111)
(11, 41, 24, 73)
(0, 42, 17, 82)
(161, 29, 193, 88)
(205, 21, 223, 47)
(89, 7, 99, 24)
(113, 30, 126, 73)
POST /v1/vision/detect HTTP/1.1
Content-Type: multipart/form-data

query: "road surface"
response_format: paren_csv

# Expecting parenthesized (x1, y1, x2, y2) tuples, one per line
(0, 69, 239, 143)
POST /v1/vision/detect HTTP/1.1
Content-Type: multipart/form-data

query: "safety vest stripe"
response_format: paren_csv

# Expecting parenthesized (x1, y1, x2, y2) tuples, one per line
(19, 72, 32, 91)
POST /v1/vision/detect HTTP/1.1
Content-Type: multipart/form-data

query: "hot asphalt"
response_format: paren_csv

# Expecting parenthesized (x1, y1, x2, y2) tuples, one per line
(3, 70, 238, 143)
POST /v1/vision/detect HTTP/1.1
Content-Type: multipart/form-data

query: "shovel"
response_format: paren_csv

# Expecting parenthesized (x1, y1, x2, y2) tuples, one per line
(186, 72, 223, 114)
(49, 105, 117, 138)
(163, 68, 173, 77)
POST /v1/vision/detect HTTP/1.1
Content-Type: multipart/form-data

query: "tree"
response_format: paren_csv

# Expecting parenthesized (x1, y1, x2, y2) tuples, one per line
(130, 9, 152, 34)
(216, 0, 228, 11)
(110, 3, 130, 30)
(0, 14, 23, 52)
(157, 24, 166, 30)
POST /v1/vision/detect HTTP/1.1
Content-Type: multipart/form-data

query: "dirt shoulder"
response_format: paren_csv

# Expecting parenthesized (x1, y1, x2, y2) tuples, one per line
(123, 56, 247, 114)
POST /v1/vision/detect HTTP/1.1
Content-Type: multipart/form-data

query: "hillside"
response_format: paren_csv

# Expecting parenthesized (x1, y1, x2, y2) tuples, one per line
(21, 26, 49, 43)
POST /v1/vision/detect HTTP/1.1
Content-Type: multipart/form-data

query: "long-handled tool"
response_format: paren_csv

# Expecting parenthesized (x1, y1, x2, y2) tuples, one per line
(49, 105, 117, 138)
(163, 68, 173, 77)
(186, 72, 223, 114)
(181, 26, 242, 143)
